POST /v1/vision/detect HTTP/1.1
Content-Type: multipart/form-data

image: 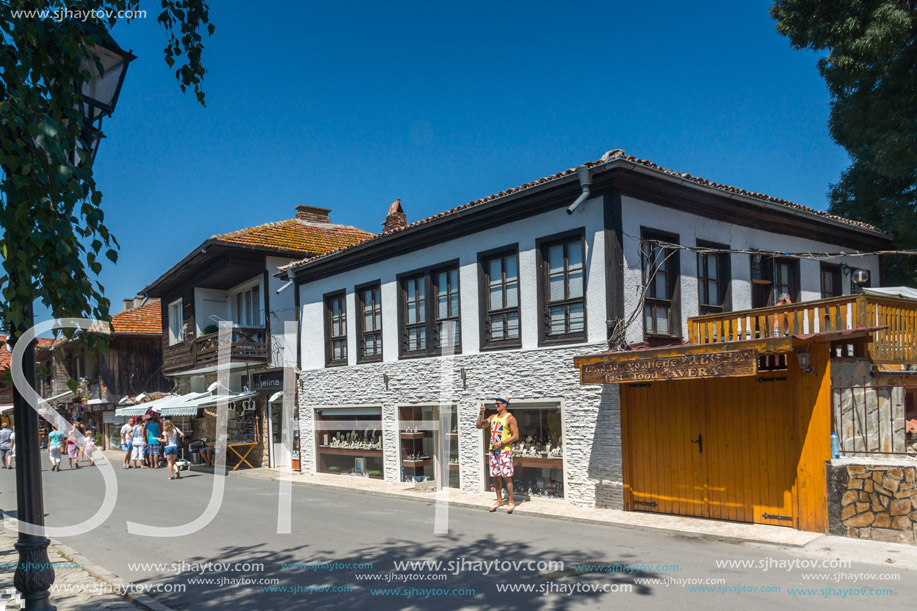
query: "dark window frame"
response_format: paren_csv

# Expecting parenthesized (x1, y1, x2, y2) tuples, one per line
(820, 263, 842, 298)
(536, 228, 588, 346)
(397, 259, 462, 359)
(478, 244, 522, 351)
(323, 289, 348, 367)
(696, 239, 732, 315)
(641, 228, 681, 339)
(774, 257, 800, 303)
(355, 280, 383, 363)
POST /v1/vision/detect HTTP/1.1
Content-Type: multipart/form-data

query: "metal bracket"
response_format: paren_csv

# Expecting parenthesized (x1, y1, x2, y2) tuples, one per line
(633, 500, 658, 508)
(762, 512, 793, 521)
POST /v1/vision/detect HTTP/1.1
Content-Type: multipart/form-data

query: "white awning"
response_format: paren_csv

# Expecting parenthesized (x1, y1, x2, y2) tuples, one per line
(46, 390, 75, 404)
(196, 390, 258, 408)
(0, 405, 13, 414)
(864, 286, 917, 300)
(114, 393, 186, 417)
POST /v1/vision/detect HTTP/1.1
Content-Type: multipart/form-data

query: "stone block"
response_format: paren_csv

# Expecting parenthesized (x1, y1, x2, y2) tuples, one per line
(874, 513, 891, 528)
(874, 484, 893, 498)
(892, 516, 912, 531)
(841, 491, 859, 506)
(882, 476, 901, 493)
(872, 472, 885, 483)
(859, 491, 870, 501)
(906, 468, 915, 484)
(869, 494, 883, 512)
(849, 478, 864, 490)
(843, 511, 875, 528)
(894, 488, 917, 499)
(846, 527, 859, 538)
(841, 504, 858, 521)
(888, 467, 903, 479)
(864, 479, 875, 493)
(890, 499, 911, 516)
(847, 465, 867, 476)
(913, 497, 917, 511)
(862, 500, 876, 514)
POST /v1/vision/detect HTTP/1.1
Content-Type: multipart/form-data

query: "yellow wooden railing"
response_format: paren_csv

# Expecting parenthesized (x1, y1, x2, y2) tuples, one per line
(687, 295, 917, 364)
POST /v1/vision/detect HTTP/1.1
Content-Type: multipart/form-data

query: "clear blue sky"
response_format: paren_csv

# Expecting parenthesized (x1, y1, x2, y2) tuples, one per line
(69, 0, 846, 317)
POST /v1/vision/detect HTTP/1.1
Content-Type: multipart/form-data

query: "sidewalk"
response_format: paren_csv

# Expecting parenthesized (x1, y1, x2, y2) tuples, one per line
(0, 519, 171, 611)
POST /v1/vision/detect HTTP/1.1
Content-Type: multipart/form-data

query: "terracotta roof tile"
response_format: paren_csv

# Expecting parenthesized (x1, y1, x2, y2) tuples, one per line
(110, 299, 161, 334)
(213, 219, 373, 255)
(284, 149, 885, 272)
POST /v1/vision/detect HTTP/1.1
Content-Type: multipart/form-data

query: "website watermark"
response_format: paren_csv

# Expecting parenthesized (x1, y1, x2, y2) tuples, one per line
(10, 7, 147, 22)
(714, 557, 852, 572)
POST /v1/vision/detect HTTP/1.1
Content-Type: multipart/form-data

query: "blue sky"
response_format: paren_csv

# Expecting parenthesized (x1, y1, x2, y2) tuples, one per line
(68, 0, 845, 318)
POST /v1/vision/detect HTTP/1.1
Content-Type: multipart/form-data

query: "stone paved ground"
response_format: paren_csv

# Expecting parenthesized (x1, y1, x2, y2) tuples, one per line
(0, 520, 160, 611)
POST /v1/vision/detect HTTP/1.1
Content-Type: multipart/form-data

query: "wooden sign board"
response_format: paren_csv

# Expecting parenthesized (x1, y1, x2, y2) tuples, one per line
(581, 349, 758, 384)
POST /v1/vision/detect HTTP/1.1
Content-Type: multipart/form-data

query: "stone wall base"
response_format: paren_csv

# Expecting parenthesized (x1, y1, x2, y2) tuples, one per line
(827, 461, 917, 544)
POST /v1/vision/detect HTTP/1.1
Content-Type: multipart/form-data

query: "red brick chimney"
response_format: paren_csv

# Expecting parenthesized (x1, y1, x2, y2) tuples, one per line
(382, 199, 406, 233)
(295, 205, 332, 224)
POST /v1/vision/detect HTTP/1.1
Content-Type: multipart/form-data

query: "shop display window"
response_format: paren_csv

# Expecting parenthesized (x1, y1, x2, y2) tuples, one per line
(400, 405, 460, 488)
(316, 408, 384, 479)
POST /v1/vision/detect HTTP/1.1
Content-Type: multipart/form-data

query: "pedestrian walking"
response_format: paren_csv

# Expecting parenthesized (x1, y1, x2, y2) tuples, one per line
(47, 426, 64, 471)
(8, 430, 14, 469)
(121, 417, 135, 469)
(83, 430, 96, 466)
(146, 415, 162, 469)
(131, 417, 146, 469)
(0, 422, 12, 469)
(67, 428, 80, 469)
(161, 420, 185, 480)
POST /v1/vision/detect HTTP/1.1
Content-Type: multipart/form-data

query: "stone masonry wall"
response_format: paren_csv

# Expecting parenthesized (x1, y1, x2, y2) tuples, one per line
(827, 461, 917, 544)
(297, 344, 623, 508)
(832, 360, 908, 454)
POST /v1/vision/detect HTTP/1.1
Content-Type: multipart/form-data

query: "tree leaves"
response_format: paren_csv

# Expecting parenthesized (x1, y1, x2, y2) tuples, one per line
(771, 0, 917, 283)
(0, 0, 213, 345)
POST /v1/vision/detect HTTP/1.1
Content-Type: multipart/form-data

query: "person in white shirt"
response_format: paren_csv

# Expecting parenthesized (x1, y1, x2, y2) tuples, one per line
(120, 417, 135, 470)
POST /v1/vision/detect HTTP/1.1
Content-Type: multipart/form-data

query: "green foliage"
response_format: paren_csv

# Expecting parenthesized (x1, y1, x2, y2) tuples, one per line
(771, 0, 917, 283)
(0, 0, 213, 344)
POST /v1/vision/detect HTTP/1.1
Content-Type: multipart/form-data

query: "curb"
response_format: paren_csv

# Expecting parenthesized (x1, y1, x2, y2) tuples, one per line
(225, 468, 820, 549)
(49, 540, 175, 611)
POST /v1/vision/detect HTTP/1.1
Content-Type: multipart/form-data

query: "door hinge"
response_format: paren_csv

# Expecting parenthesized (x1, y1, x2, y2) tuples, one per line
(757, 376, 787, 383)
(762, 512, 793, 521)
(633, 500, 658, 508)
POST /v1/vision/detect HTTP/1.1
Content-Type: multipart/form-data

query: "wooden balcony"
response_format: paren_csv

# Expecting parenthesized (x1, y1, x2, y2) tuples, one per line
(163, 327, 269, 374)
(688, 295, 917, 364)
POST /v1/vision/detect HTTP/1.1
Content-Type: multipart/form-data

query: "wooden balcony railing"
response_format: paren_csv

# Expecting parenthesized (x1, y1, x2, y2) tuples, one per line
(687, 295, 917, 364)
(163, 327, 268, 373)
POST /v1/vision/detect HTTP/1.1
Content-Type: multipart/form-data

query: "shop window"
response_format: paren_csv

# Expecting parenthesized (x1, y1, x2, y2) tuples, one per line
(324, 291, 347, 367)
(537, 230, 587, 345)
(641, 229, 680, 338)
(315, 407, 383, 479)
(399, 405, 459, 488)
(479, 247, 521, 350)
(357, 282, 382, 363)
(482, 402, 564, 499)
(697, 241, 730, 315)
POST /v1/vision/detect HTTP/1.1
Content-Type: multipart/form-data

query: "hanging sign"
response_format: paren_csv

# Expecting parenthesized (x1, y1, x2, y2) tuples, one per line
(581, 349, 758, 384)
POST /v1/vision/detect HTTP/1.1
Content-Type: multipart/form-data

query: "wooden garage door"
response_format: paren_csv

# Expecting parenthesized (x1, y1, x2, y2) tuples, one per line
(622, 376, 799, 528)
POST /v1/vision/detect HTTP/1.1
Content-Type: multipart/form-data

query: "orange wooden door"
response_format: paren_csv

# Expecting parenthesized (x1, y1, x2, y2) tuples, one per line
(622, 377, 798, 527)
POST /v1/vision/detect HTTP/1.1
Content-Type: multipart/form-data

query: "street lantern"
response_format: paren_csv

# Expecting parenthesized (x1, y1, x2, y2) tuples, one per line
(76, 21, 136, 127)
(12, 21, 133, 611)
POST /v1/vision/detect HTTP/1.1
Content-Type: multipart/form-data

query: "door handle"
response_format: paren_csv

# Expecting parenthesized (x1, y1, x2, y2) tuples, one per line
(691, 434, 703, 454)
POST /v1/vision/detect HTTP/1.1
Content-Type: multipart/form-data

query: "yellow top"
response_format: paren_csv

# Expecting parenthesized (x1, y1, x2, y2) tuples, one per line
(489, 413, 512, 452)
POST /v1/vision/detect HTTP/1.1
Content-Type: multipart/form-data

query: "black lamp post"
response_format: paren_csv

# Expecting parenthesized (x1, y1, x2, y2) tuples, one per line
(11, 22, 133, 610)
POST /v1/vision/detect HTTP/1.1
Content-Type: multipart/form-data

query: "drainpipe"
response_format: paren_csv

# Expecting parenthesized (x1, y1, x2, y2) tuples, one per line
(566, 166, 593, 214)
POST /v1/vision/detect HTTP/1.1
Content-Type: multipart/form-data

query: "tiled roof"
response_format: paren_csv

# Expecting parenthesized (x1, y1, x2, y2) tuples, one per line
(283, 149, 885, 272)
(0, 336, 54, 371)
(213, 219, 373, 255)
(110, 299, 161, 334)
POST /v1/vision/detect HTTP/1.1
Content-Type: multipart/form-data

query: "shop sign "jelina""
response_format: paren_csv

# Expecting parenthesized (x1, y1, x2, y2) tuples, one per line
(580, 349, 758, 384)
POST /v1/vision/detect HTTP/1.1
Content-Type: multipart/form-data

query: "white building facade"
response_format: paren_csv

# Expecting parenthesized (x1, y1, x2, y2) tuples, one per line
(283, 150, 888, 508)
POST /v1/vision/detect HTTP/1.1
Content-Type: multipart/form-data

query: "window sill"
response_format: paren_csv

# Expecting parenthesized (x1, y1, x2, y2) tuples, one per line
(538, 335, 588, 348)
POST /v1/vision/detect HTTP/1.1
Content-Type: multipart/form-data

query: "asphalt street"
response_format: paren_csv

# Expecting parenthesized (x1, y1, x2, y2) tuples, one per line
(1, 457, 914, 610)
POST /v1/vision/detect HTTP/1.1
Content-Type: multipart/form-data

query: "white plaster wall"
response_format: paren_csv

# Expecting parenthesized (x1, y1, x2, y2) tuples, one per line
(194, 287, 228, 335)
(266, 256, 297, 368)
(620, 196, 883, 345)
(298, 197, 606, 370)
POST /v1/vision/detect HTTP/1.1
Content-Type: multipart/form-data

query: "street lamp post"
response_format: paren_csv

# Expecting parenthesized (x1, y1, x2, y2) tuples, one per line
(11, 23, 133, 610)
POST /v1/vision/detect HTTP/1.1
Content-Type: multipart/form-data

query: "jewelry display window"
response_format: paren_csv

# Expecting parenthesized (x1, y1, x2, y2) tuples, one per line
(316, 407, 384, 479)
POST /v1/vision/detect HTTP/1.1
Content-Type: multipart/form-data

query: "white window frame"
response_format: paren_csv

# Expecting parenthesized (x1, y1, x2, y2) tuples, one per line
(230, 278, 263, 328)
(168, 298, 184, 345)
